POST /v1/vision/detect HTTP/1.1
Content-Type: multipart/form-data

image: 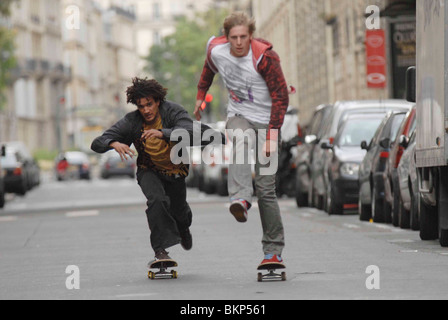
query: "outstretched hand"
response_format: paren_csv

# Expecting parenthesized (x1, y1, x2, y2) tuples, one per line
(110, 142, 136, 162)
(193, 100, 204, 121)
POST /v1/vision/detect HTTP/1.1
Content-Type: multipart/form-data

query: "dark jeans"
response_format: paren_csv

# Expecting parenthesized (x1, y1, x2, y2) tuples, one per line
(136, 168, 192, 253)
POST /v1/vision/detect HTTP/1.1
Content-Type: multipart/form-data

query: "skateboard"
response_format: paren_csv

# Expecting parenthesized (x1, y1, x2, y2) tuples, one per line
(257, 262, 286, 282)
(148, 259, 178, 280)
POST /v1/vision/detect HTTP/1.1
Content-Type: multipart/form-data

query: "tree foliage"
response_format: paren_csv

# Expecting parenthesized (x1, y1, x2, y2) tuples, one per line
(145, 8, 229, 117)
(0, 0, 17, 111)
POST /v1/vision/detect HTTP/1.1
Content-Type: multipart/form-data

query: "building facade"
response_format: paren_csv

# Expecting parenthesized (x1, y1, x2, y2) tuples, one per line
(252, 0, 330, 123)
(63, 0, 138, 152)
(4, 0, 71, 152)
(252, 0, 415, 125)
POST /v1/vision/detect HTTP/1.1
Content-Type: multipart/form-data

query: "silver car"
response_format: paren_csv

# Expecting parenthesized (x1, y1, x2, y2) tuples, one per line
(100, 150, 136, 179)
(309, 99, 413, 210)
(397, 130, 419, 230)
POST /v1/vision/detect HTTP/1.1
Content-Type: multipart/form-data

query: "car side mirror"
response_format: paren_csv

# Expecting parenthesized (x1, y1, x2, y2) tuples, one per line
(379, 138, 391, 149)
(1, 145, 5, 157)
(406, 66, 416, 103)
(305, 135, 317, 145)
(399, 135, 409, 148)
(361, 141, 369, 150)
(320, 140, 333, 150)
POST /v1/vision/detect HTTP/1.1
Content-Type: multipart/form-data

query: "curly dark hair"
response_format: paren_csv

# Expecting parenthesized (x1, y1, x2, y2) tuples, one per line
(126, 77, 168, 106)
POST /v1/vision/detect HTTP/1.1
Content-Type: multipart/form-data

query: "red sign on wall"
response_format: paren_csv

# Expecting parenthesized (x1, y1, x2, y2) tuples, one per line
(366, 29, 387, 88)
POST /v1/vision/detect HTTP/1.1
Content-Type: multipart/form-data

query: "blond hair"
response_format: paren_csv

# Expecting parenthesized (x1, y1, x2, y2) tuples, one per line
(223, 12, 256, 37)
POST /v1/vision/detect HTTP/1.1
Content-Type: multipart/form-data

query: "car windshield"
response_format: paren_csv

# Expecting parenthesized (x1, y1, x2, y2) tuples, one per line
(65, 152, 88, 164)
(1, 153, 18, 167)
(337, 117, 383, 147)
(390, 113, 407, 141)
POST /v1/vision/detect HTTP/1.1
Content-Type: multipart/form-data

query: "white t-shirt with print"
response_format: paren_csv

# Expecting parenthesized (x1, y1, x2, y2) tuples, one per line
(210, 43, 272, 125)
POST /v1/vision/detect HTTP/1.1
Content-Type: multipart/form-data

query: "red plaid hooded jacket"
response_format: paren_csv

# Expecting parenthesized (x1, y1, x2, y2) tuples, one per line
(197, 36, 289, 141)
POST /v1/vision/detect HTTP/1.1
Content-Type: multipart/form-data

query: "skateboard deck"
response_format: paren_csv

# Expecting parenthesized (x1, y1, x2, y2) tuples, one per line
(257, 262, 286, 282)
(148, 259, 178, 280)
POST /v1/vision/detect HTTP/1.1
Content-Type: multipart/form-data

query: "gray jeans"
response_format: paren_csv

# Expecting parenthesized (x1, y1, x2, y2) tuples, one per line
(226, 115, 285, 256)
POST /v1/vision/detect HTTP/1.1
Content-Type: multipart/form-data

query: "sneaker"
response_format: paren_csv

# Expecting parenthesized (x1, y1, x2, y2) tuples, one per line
(229, 199, 250, 223)
(148, 249, 172, 268)
(180, 228, 193, 251)
(260, 254, 284, 266)
(155, 249, 172, 260)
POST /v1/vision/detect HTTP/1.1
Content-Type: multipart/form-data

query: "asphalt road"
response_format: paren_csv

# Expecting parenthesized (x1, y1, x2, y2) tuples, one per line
(1, 177, 448, 300)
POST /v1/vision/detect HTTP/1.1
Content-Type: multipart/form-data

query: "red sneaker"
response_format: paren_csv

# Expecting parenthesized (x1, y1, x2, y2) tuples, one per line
(229, 199, 249, 223)
(260, 254, 284, 266)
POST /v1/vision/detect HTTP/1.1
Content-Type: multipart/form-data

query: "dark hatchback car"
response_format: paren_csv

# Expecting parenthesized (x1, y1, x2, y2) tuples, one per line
(321, 113, 385, 215)
(294, 104, 333, 207)
(55, 151, 91, 181)
(309, 100, 413, 211)
(384, 106, 416, 226)
(1, 144, 40, 196)
(359, 111, 408, 223)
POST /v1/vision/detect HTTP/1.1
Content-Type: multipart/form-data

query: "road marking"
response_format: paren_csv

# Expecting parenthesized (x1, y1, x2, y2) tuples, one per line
(387, 239, 415, 243)
(65, 210, 99, 218)
(0, 216, 18, 222)
(399, 250, 418, 253)
(115, 293, 158, 298)
(343, 223, 361, 229)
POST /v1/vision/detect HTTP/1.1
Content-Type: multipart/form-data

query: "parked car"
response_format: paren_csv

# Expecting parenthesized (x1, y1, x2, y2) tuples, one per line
(309, 99, 413, 210)
(201, 121, 230, 196)
(100, 150, 136, 179)
(397, 130, 419, 230)
(358, 111, 408, 222)
(55, 151, 91, 181)
(185, 146, 203, 188)
(7, 141, 40, 190)
(276, 106, 303, 198)
(1, 142, 40, 196)
(0, 145, 6, 208)
(385, 106, 417, 226)
(321, 113, 385, 214)
(294, 104, 333, 207)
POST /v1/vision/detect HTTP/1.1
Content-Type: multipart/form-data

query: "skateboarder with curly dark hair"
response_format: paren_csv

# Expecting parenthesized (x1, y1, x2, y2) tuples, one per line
(92, 77, 220, 265)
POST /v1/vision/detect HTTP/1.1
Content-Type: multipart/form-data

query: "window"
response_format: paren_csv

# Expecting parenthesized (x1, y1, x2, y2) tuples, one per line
(153, 3, 161, 20)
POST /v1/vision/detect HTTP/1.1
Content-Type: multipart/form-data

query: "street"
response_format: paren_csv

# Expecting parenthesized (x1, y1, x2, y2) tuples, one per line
(1, 176, 448, 300)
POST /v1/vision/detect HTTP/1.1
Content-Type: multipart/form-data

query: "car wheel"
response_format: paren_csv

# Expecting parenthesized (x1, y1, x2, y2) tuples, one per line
(328, 183, 343, 215)
(372, 184, 385, 223)
(398, 198, 410, 229)
(0, 182, 5, 208)
(295, 183, 308, 207)
(419, 193, 438, 240)
(438, 167, 448, 247)
(392, 181, 400, 227)
(359, 193, 371, 221)
(410, 187, 420, 231)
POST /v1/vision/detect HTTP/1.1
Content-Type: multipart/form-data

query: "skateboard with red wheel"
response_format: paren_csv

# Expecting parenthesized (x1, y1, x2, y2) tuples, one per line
(257, 262, 286, 282)
(148, 259, 178, 280)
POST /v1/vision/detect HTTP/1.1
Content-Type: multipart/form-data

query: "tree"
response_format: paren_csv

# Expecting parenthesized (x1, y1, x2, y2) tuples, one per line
(0, 0, 17, 111)
(145, 8, 228, 118)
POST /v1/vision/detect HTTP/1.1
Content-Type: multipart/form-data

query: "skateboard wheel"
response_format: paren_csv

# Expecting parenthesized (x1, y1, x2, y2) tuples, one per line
(148, 271, 155, 280)
(281, 272, 286, 281)
(171, 270, 178, 279)
(257, 273, 262, 282)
